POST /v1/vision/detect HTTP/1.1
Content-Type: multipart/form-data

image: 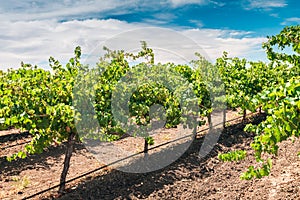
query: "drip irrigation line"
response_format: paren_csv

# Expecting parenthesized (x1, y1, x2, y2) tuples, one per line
(23, 111, 259, 199)
(23, 149, 148, 200)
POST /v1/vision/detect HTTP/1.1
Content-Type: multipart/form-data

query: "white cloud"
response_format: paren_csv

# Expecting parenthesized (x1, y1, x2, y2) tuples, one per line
(142, 13, 177, 26)
(0, 0, 150, 21)
(153, 13, 177, 21)
(0, 19, 267, 70)
(182, 29, 266, 61)
(281, 17, 300, 25)
(168, 0, 208, 7)
(270, 13, 279, 18)
(189, 20, 204, 28)
(0, 0, 210, 22)
(209, 0, 226, 7)
(0, 19, 139, 69)
(243, 0, 287, 10)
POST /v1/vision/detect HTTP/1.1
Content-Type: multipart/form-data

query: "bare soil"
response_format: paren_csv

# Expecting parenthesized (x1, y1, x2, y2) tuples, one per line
(1, 111, 299, 200)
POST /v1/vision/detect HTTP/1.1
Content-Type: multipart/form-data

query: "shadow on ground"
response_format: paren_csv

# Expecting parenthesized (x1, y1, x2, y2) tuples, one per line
(0, 143, 86, 177)
(40, 114, 266, 200)
(0, 131, 31, 144)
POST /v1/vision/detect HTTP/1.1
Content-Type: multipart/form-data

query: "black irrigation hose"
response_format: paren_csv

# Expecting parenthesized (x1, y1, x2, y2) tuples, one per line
(23, 149, 149, 200)
(23, 111, 258, 199)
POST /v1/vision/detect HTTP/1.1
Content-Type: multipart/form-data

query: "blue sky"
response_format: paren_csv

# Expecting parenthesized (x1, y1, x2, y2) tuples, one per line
(0, 0, 299, 70)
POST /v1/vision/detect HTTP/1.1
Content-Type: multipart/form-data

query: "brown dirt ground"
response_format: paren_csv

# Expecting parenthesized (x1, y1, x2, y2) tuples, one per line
(1, 110, 299, 200)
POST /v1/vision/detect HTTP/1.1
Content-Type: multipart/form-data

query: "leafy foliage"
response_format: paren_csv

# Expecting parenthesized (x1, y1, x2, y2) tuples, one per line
(1, 48, 82, 160)
(1, 25, 299, 183)
(244, 76, 300, 178)
(240, 158, 272, 180)
(216, 25, 300, 179)
(263, 25, 300, 66)
(218, 150, 247, 162)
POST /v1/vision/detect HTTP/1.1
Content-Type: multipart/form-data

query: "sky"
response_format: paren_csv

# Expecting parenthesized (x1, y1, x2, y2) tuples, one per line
(0, 0, 299, 70)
